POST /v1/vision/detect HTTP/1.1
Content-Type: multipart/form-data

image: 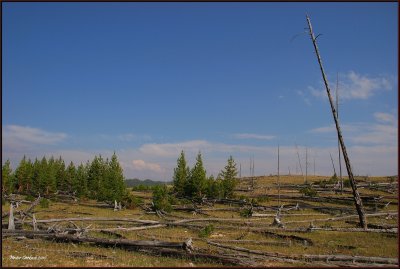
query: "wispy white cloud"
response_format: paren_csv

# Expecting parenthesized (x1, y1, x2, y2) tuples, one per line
(309, 112, 397, 146)
(3, 125, 67, 145)
(138, 140, 275, 159)
(374, 112, 396, 124)
(310, 124, 359, 134)
(309, 71, 394, 100)
(351, 124, 397, 145)
(139, 140, 211, 157)
(131, 159, 163, 172)
(117, 133, 152, 142)
(296, 90, 312, 105)
(233, 133, 275, 140)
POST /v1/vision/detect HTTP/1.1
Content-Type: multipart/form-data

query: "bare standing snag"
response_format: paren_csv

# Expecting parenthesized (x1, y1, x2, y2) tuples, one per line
(305, 15, 367, 229)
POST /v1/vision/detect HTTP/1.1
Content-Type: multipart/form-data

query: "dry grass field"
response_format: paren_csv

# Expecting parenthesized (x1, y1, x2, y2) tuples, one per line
(2, 175, 398, 267)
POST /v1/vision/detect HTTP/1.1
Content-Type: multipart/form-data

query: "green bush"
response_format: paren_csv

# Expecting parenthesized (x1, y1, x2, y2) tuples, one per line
(152, 185, 172, 212)
(299, 186, 318, 197)
(39, 198, 50, 208)
(198, 224, 214, 238)
(240, 207, 253, 218)
(256, 196, 270, 203)
(122, 192, 143, 209)
(343, 179, 351, 188)
(25, 195, 35, 202)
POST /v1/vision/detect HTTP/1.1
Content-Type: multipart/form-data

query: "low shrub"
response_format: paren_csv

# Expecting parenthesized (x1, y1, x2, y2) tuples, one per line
(240, 207, 253, 218)
(256, 196, 270, 203)
(25, 195, 35, 202)
(39, 198, 50, 208)
(198, 224, 214, 238)
(299, 186, 318, 197)
(121, 192, 143, 209)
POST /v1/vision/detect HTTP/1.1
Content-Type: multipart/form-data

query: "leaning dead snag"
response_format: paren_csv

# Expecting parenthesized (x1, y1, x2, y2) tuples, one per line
(306, 15, 367, 229)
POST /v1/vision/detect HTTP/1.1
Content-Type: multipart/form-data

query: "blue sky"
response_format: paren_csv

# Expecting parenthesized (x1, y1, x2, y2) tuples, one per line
(2, 2, 398, 180)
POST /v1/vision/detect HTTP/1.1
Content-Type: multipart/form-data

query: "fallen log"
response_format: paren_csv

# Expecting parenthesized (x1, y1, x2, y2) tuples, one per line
(172, 217, 266, 224)
(305, 227, 398, 234)
(140, 247, 258, 266)
(205, 239, 291, 246)
(207, 241, 298, 263)
(91, 224, 167, 232)
(99, 230, 127, 239)
(23, 217, 160, 224)
(21, 196, 42, 216)
(284, 212, 398, 224)
(2, 229, 193, 251)
(252, 213, 327, 217)
(298, 253, 398, 265)
(345, 221, 398, 230)
(207, 241, 398, 265)
(256, 230, 313, 246)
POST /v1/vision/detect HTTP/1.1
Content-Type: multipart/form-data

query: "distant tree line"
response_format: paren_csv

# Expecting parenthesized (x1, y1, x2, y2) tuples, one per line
(2, 153, 126, 202)
(172, 151, 238, 200)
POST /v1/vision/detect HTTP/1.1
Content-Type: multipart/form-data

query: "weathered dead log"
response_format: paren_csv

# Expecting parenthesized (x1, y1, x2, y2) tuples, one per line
(296, 253, 398, 265)
(305, 227, 398, 234)
(208, 240, 398, 265)
(172, 217, 265, 224)
(28, 217, 160, 224)
(205, 239, 291, 246)
(98, 230, 127, 239)
(207, 241, 298, 263)
(22, 195, 42, 216)
(91, 224, 167, 232)
(2, 229, 193, 251)
(252, 213, 327, 217)
(256, 230, 313, 246)
(140, 247, 258, 266)
(2, 229, 52, 237)
(345, 220, 398, 230)
(284, 212, 398, 224)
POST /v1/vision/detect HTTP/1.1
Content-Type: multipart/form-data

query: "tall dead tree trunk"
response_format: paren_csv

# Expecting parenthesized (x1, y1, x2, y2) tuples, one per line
(306, 15, 367, 229)
(336, 74, 343, 193)
(329, 153, 337, 176)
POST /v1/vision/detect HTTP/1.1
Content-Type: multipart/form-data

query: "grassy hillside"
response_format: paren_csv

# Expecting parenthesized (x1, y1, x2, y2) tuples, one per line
(124, 178, 170, 187)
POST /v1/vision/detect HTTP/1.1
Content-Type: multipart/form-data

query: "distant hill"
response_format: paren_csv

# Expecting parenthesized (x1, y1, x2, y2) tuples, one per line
(124, 178, 170, 187)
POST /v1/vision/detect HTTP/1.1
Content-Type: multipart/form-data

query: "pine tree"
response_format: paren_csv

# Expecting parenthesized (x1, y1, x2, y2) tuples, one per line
(66, 161, 77, 194)
(107, 152, 125, 201)
(46, 156, 57, 194)
(55, 157, 67, 192)
(14, 156, 33, 194)
(205, 175, 221, 199)
(173, 150, 189, 197)
(88, 155, 107, 200)
(75, 163, 88, 197)
(185, 152, 207, 199)
(31, 158, 41, 194)
(152, 185, 172, 212)
(2, 159, 13, 195)
(220, 156, 238, 198)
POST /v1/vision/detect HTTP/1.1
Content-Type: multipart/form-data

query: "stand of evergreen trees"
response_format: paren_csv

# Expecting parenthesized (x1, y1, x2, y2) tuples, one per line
(2, 153, 125, 202)
(172, 151, 238, 200)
